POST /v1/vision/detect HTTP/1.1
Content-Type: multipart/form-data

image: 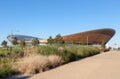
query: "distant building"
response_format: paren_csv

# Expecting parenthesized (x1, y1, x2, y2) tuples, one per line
(7, 28, 115, 45)
(62, 28, 115, 45)
(7, 35, 47, 44)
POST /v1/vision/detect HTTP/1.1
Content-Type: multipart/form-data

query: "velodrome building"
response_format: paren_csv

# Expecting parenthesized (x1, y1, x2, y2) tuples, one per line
(7, 28, 115, 45)
(7, 35, 47, 44)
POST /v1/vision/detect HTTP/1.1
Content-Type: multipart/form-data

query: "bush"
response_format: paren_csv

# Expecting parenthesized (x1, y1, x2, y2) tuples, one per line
(0, 48, 10, 57)
(65, 46, 100, 58)
(37, 45, 100, 63)
(16, 55, 49, 74)
(0, 58, 15, 64)
(0, 64, 15, 78)
(11, 46, 24, 58)
(37, 45, 59, 56)
(37, 45, 76, 63)
(0, 45, 101, 78)
(16, 54, 64, 74)
(48, 55, 64, 67)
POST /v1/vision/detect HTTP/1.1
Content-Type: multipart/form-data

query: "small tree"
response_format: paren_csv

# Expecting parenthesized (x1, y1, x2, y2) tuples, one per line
(1, 40, 7, 47)
(47, 36, 54, 44)
(31, 38, 39, 46)
(72, 40, 77, 44)
(54, 34, 65, 45)
(12, 37, 18, 45)
(81, 39, 86, 45)
(20, 40, 26, 48)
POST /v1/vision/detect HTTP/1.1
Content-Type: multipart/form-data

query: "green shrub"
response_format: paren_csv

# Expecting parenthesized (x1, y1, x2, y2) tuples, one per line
(37, 45, 59, 56)
(37, 45, 100, 63)
(37, 45, 76, 63)
(0, 64, 15, 78)
(11, 46, 24, 58)
(65, 46, 100, 58)
(12, 46, 23, 54)
(0, 58, 15, 64)
(0, 48, 10, 57)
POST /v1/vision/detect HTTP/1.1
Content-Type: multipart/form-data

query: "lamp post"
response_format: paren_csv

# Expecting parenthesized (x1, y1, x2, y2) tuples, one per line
(87, 36, 88, 46)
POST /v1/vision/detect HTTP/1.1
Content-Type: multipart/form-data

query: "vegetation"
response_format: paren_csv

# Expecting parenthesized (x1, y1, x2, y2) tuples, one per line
(0, 64, 16, 78)
(20, 40, 26, 48)
(101, 40, 105, 48)
(54, 34, 65, 45)
(47, 36, 54, 44)
(31, 38, 39, 46)
(12, 37, 18, 45)
(0, 33, 103, 78)
(72, 40, 77, 44)
(0, 58, 15, 64)
(0, 43, 101, 77)
(16, 55, 63, 74)
(37, 45, 100, 63)
(81, 39, 86, 45)
(65, 46, 100, 58)
(0, 46, 24, 58)
(47, 34, 65, 45)
(0, 48, 10, 57)
(11, 46, 24, 58)
(1, 40, 8, 47)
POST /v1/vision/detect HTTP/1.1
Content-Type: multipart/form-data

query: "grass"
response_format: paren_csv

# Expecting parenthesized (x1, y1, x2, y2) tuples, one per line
(37, 45, 59, 56)
(37, 45, 100, 62)
(65, 46, 100, 58)
(16, 54, 63, 74)
(0, 46, 24, 58)
(48, 55, 64, 67)
(0, 64, 16, 78)
(11, 46, 24, 58)
(0, 58, 15, 64)
(0, 48, 10, 57)
(0, 45, 101, 77)
(37, 45, 77, 63)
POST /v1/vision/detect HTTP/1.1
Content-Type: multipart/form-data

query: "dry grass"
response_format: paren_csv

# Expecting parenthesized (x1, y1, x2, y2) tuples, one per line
(48, 55, 64, 67)
(15, 54, 64, 74)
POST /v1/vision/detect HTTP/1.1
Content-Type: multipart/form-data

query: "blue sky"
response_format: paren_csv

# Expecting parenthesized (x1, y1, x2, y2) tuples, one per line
(0, 0, 120, 47)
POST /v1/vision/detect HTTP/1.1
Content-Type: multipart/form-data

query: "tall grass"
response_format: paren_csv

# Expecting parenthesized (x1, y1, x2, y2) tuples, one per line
(0, 46, 24, 58)
(0, 64, 16, 78)
(16, 54, 64, 74)
(0, 48, 10, 57)
(11, 46, 24, 58)
(65, 46, 100, 58)
(0, 45, 101, 77)
(37, 45, 59, 56)
(37, 45, 76, 63)
(37, 45, 100, 62)
(0, 58, 15, 64)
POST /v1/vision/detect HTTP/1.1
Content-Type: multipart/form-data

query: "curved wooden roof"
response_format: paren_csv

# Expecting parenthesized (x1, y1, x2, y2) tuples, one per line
(62, 28, 115, 45)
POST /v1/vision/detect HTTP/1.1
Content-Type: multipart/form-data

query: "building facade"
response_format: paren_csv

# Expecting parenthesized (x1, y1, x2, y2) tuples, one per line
(7, 28, 115, 45)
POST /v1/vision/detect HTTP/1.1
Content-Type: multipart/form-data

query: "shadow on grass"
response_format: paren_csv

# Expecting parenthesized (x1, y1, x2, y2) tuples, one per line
(5, 75, 32, 79)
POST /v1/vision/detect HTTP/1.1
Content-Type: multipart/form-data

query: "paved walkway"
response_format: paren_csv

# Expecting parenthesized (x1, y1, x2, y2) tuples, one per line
(29, 51, 120, 79)
(5, 74, 31, 79)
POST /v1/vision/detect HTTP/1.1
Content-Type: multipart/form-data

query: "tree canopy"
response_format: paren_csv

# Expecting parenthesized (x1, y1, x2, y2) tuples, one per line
(12, 37, 18, 45)
(47, 34, 65, 45)
(47, 36, 54, 44)
(31, 38, 39, 46)
(20, 40, 26, 47)
(1, 40, 7, 47)
(54, 34, 65, 45)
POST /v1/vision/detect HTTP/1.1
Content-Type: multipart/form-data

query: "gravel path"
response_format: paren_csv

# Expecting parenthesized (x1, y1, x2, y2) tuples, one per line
(29, 50, 120, 79)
